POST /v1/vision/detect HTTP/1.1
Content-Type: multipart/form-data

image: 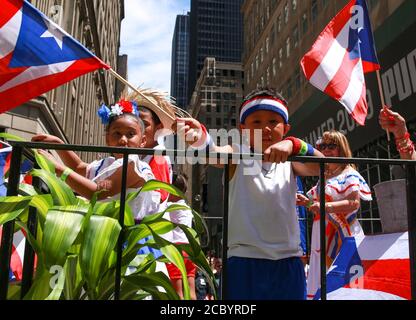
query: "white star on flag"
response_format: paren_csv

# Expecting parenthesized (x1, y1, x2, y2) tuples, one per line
(40, 16, 67, 49)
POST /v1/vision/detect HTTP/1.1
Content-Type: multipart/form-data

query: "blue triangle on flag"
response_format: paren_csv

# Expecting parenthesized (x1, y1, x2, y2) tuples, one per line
(314, 237, 362, 300)
(9, 1, 93, 68)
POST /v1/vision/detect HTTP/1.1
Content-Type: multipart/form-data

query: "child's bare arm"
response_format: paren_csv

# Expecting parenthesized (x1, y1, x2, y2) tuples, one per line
(177, 118, 234, 168)
(32, 134, 88, 176)
(39, 150, 144, 200)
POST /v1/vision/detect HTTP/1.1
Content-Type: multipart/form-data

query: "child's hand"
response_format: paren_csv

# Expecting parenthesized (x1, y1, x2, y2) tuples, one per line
(32, 134, 64, 144)
(37, 149, 65, 173)
(379, 106, 408, 138)
(176, 118, 204, 146)
(296, 193, 311, 207)
(264, 140, 293, 163)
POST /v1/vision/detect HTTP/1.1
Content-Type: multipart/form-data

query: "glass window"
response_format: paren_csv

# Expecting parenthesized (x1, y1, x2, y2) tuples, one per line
(293, 25, 299, 48)
(311, 0, 318, 24)
(302, 12, 308, 35)
(286, 37, 291, 58)
(292, 0, 297, 12)
(272, 58, 277, 77)
(284, 3, 289, 24)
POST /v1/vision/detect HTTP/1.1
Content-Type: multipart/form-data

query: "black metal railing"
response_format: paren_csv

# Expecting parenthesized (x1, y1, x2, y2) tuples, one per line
(0, 141, 415, 300)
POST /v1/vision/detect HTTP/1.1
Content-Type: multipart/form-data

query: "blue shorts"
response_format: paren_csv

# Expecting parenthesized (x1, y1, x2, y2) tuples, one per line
(226, 256, 306, 300)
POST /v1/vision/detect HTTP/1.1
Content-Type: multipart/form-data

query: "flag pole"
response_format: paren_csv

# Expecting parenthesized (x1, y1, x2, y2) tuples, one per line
(106, 68, 176, 122)
(376, 70, 391, 143)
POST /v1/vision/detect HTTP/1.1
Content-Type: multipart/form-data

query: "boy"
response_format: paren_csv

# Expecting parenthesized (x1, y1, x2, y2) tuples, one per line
(177, 87, 323, 300)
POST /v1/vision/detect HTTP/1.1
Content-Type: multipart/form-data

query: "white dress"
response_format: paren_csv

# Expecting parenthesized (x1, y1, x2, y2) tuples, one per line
(86, 154, 161, 221)
(306, 167, 372, 300)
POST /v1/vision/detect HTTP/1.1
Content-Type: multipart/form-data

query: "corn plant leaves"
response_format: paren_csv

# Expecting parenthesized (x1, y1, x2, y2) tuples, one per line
(148, 227, 190, 300)
(80, 216, 121, 298)
(0, 196, 32, 225)
(123, 271, 179, 300)
(42, 207, 86, 267)
(30, 169, 76, 206)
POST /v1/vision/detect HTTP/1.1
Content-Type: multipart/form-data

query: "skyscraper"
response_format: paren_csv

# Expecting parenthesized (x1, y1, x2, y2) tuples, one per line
(171, 13, 190, 110)
(187, 0, 244, 107)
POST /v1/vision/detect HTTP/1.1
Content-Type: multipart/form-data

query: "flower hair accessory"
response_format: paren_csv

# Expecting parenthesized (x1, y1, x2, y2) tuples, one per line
(97, 100, 139, 125)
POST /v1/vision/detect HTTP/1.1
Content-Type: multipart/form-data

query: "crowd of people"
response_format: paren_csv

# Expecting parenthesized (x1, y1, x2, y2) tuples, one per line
(28, 85, 414, 300)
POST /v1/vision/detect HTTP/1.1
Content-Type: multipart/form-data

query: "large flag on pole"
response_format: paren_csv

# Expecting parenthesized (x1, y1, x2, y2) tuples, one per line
(0, 0, 110, 113)
(301, 0, 380, 126)
(313, 232, 410, 300)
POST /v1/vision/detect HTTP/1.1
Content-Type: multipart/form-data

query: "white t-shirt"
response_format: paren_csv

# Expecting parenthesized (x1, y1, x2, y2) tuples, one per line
(86, 155, 160, 221)
(228, 143, 303, 260)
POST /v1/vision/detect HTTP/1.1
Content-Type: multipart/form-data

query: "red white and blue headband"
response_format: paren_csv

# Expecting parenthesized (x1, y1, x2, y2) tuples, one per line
(97, 100, 139, 125)
(240, 96, 289, 124)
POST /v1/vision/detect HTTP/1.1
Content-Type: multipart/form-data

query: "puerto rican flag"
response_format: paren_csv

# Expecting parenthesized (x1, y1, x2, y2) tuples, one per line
(0, 0, 109, 113)
(314, 232, 410, 300)
(301, 0, 380, 126)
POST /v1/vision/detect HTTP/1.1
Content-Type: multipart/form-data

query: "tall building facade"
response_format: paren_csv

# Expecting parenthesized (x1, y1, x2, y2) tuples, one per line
(171, 13, 190, 110)
(242, 0, 416, 233)
(0, 0, 126, 162)
(187, 0, 244, 107)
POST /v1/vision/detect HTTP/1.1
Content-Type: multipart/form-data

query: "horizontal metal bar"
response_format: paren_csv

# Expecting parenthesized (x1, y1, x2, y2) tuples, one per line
(7, 141, 416, 166)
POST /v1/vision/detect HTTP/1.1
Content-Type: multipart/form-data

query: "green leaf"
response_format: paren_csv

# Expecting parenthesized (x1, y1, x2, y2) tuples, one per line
(42, 207, 85, 267)
(23, 267, 52, 300)
(63, 255, 84, 300)
(0, 196, 32, 225)
(138, 180, 186, 199)
(34, 150, 55, 173)
(148, 227, 190, 300)
(30, 169, 76, 206)
(29, 194, 53, 226)
(15, 220, 43, 261)
(0, 132, 26, 141)
(123, 271, 180, 300)
(19, 183, 38, 196)
(80, 216, 121, 298)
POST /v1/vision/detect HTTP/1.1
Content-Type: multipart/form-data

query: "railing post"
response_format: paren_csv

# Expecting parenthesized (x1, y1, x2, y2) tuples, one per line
(114, 153, 129, 300)
(21, 165, 40, 299)
(319, 162, 327, 301)
(405, 164, 416, 300)
(0, 145, 23, 300)
(220, 159, 230, 300)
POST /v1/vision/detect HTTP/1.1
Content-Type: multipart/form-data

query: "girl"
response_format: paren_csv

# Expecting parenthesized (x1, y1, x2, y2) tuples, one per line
(31, 99, 160, 221)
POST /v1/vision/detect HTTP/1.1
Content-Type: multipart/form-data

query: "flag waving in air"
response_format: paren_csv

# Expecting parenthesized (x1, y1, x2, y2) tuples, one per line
(301, 0, 380, 126)
(0, 0, 110, 113)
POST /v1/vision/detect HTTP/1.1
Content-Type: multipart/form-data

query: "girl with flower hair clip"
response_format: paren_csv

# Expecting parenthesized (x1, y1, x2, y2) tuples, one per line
(31, 98, 161, 220)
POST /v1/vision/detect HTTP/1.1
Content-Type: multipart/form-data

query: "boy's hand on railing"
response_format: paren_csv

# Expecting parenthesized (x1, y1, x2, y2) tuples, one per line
(176, 118, 203, 146)
(264, 140, 293, 163)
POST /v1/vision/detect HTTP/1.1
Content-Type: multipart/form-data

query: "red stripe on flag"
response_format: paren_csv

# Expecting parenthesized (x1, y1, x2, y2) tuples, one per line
(300, 0, 356, 80)
(360, 259, 411, 300)
(0, 0, 23, 28)
(0, 57, 107, 113)
(4, 152, 11, 174)
(323, 53, 360, 100)
(0, 52, 29, 87)
(350, 84, 368, 126)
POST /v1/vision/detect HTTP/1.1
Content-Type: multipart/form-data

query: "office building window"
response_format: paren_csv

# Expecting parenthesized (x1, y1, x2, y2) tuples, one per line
(284, 3, 289, 24)
(311, 0, 318, 24)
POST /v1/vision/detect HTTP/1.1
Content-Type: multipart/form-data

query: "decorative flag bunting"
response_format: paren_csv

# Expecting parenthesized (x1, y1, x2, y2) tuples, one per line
(301, 0, 380, 126)
(0, 0, 109, 113)
(314, 232, 410, 300)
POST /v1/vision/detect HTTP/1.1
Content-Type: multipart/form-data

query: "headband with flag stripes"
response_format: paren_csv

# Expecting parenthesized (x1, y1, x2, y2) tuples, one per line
(240, 96, 289, 124)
